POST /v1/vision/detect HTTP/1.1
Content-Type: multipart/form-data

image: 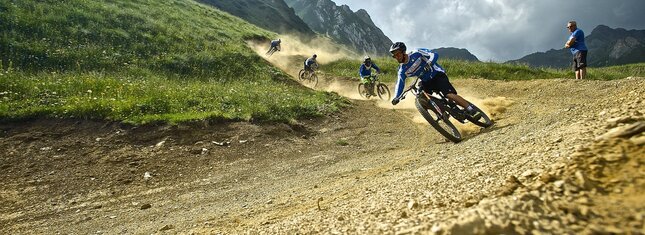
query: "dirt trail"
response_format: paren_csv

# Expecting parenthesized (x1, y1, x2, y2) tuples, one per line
(1, 71, 643, 234)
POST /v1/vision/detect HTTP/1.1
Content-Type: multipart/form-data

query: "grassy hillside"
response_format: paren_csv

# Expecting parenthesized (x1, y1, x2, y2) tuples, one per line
(323, 57, 645, 82)
(0, 0, 347, 124)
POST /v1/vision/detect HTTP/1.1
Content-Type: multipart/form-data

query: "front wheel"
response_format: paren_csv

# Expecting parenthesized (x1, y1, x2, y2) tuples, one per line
(307, 73, 318, 88)
(299, 72, 317, 88)
(465, 103, 493, 128)
(415, 98, 462, 143)
(376, 83, 390, 101)
(358, 83, 368, 98)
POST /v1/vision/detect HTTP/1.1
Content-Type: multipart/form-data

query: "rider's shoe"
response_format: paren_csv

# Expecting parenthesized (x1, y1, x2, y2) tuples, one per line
(467, 108, 482, 120)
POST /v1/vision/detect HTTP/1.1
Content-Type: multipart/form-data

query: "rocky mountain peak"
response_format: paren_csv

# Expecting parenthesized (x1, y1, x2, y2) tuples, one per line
(285, 0, 393, 56)
(197, 0, 315, 36)
(355, 9, 376, 27)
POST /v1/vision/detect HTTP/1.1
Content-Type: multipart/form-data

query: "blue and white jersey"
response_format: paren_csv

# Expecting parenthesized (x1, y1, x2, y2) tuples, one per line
(270, 40, 281, 47)
(305, 57, 317, 67)
(359, 63, 381, 77)
(393, 48, 445, 99)
(568, 29, 587, 54)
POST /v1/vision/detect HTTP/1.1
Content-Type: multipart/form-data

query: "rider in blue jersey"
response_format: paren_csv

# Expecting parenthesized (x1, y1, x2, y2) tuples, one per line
(359, 56, 381, 95)
(266, 39, 281, 56)
(304, 54, 318, 73)
(389, 42, 480, 118)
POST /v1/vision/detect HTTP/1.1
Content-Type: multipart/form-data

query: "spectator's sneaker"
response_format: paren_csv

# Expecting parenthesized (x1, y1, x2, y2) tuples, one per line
(467, 108, 482, 120)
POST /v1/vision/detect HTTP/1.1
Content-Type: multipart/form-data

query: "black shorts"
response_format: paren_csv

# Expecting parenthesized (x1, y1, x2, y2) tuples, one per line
(421, 72, 457, 95)
(572, 50, 588, 71)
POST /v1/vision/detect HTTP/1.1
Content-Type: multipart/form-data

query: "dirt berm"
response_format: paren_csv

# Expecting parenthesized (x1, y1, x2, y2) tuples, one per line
(1, 76, 643, 234)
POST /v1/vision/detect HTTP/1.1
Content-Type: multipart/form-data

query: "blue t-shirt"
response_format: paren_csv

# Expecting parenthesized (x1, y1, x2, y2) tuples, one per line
(359, 63, 381, 77)
(393, 48, 445, 99)
(568, 29, 587, 54)
(271, 40, 280, 47)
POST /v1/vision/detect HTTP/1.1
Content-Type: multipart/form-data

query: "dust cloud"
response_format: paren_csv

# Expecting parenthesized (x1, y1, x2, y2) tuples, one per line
(248, 34, 381, 100)
(456, 95, 514, 135)
(248, 34, 356, 77)
(323, 80, 363, 100)
(248, 36, 515, 140)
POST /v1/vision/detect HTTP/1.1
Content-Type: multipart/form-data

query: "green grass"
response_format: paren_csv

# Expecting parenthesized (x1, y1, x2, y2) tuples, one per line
(0, 72, 347, 124)
(0, 0, 348, 124)
(322, 57, 645, 82)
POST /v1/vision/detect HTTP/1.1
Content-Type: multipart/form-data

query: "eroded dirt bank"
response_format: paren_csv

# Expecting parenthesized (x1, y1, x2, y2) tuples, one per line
(0, 77, 643, 234)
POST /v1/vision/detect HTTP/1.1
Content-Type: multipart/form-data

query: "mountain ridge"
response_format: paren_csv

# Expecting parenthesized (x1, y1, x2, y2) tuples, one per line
(196, 0, 315, 37)
(431, 47, 480, 62)
(284, 0, 393, 56)
(508, 25, 645, 68)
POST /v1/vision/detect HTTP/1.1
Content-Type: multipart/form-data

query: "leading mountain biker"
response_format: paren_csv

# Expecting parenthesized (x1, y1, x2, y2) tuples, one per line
(359, 56, 381, 95)
(389, 42, 481, 119)
(304, 54, 318, 73)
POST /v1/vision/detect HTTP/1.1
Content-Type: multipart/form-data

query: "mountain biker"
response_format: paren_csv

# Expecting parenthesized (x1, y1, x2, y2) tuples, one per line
(389, 42, 481, 119)
(266, 39, 281, 55)
(304, 54, 318, 73)
(359, 56, 381, 95)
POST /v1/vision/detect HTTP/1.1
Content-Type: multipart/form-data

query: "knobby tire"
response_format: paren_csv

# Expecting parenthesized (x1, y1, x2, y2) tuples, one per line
(415, 98, 462, 143)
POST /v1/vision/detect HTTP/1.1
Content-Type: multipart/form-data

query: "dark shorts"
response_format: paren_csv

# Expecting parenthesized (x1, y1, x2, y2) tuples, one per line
(421, 72, 457, 95)
(572, 50, 588, 71)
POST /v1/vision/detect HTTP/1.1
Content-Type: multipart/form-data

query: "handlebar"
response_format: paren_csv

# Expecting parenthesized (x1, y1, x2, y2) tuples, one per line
(394, 77, 420, 101)
(366, 74, 379, 80)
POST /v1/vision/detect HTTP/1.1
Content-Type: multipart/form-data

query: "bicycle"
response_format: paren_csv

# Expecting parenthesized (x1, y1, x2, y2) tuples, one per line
(298, 65, 318, 88)
(358, 74, 390, 100)
(395, 78, 493, 143)
(266, 47, 279, 57)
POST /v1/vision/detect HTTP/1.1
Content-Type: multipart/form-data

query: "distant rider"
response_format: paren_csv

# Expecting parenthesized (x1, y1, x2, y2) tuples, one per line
(266, 39, 281, 56)
(359, 56, 381, 95)
(304, 54, 318, 73)
(389, 42, 481, 119)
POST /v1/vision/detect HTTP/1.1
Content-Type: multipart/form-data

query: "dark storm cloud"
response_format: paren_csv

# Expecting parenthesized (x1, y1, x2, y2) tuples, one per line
(333, 0, 645, 61)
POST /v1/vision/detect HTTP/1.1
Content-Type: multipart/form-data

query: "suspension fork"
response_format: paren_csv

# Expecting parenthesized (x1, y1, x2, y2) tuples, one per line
(421, 91, 444, 119)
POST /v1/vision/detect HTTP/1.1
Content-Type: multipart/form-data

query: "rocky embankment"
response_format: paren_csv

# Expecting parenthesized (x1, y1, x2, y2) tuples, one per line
(429, 89, 645, 234)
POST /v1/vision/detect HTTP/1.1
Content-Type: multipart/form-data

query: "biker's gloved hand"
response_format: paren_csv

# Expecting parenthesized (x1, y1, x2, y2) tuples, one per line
(391, 98, 400, 105)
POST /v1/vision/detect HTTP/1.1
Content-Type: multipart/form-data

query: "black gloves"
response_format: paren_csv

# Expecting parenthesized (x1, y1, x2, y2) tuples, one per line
(391, 98, 400, 105)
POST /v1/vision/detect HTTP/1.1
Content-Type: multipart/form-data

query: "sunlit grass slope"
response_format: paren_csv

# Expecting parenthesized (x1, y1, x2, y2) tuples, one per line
(0, 0, 347, 124)
(323, 57, 644, 82)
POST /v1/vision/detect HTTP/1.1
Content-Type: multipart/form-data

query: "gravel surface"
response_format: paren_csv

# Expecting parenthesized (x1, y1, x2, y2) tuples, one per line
(0, 77, 643, 234)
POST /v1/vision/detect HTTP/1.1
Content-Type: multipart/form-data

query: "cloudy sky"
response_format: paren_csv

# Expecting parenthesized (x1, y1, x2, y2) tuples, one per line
(333, 0, 645, 62)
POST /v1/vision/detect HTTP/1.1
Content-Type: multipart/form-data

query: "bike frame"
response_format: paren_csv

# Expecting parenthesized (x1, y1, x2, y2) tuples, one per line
(396, 78, 466, 123)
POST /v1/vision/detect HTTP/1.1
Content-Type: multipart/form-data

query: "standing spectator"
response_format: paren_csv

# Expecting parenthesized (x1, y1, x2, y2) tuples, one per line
(565, 21, 588, 79)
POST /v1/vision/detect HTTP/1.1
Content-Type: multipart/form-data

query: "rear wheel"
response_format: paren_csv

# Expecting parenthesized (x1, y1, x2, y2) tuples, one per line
(376, 83, 390, 101)
(415, 98, 462, 143)
(298, 69, 305, 81)
(465, 103, 494, 128)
